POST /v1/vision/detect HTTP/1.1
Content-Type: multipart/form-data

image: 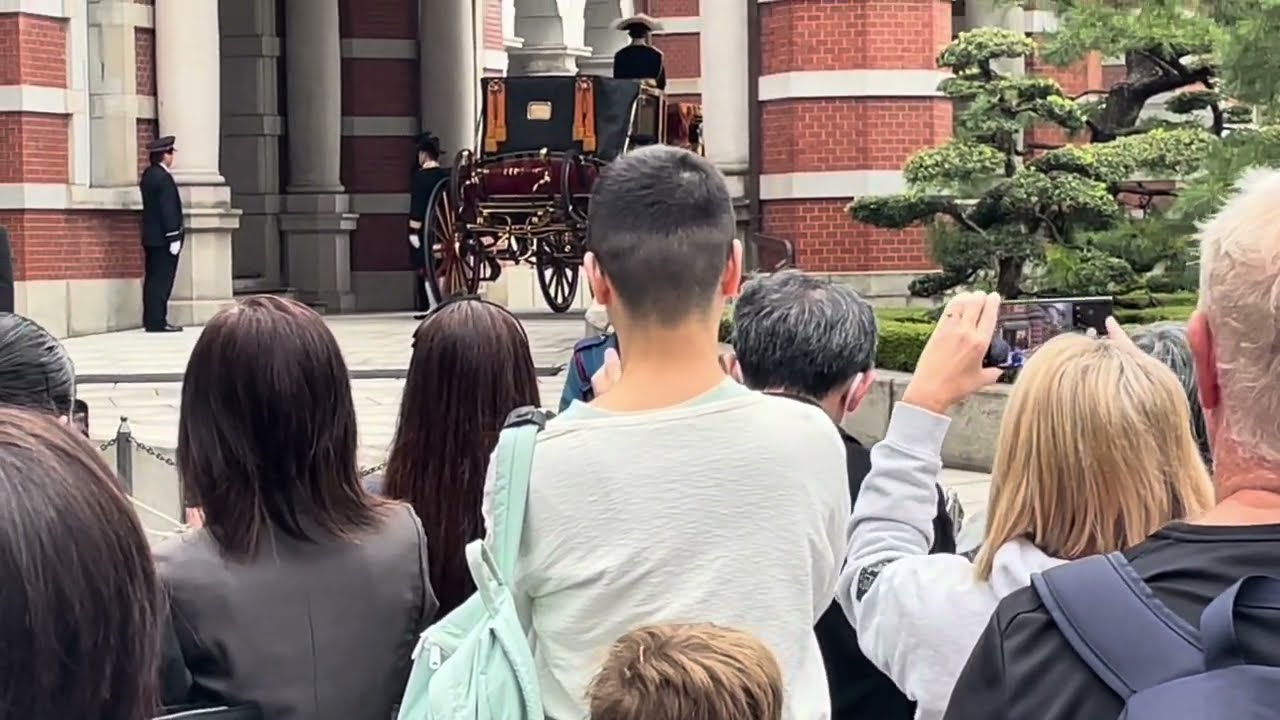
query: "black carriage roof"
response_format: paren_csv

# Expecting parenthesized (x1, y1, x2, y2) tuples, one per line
(477, 75, 646, 160)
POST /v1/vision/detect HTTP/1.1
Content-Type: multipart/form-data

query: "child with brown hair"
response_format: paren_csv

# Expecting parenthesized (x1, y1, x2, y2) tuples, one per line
(587, 624, 784, 720)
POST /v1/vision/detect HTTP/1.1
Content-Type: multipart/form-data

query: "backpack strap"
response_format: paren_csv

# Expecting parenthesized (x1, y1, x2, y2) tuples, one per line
(487, 406, 549, 580)
(1200, 575, 1280, 671)
(1032, 552, 1202, 699)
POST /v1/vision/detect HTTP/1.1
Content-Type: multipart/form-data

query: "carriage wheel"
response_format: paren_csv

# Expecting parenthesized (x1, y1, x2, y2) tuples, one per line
(535, 235, 581, 314)
(424, 179, 482, 303)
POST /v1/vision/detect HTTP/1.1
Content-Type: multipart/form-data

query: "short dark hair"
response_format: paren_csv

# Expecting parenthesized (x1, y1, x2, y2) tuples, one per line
(384, 299, 540, 615)
(732, 270, 877, 399)
(586, 145, 734, 323)
(0, 406, 164, 720)
(0, 313, 75, 416)
(627, 25, 649, 39)
(177, 295, 385, 558)
(148, 150, 168, 166)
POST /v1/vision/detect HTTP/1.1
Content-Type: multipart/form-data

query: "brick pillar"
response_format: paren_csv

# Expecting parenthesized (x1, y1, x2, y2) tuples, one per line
(757, 1, 952, 279)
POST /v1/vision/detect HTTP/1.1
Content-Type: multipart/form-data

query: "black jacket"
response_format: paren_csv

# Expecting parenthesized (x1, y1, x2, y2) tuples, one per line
(140, 164, 183, 247)
(943, 522, 1280, 720)
(408, 166, 449, 270)
(613, 44, 666, 89)
(0, 227, 13, 313)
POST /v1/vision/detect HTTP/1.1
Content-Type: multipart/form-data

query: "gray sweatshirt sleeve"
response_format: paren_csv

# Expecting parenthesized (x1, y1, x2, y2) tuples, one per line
(836, 402, 950, 620)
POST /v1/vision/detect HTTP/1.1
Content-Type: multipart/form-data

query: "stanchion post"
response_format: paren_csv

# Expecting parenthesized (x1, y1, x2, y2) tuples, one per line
(115, 417, 133, 494)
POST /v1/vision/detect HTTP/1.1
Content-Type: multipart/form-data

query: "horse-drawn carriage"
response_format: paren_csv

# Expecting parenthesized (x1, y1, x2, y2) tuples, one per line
(423, 74, 704, 312)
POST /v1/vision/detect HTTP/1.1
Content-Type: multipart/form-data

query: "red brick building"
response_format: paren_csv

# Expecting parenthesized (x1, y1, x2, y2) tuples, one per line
(0, 0, 1108, 336)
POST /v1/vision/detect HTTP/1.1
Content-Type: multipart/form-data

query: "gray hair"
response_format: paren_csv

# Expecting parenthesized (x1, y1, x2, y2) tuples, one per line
(731, 270, 877, 399)
(1131, 322, 1211, 466)
(586, 145, 735, 324)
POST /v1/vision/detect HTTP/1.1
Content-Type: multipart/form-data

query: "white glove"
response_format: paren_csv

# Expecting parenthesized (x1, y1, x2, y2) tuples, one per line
(169, 240, 181, 256)
(409, 234, 421, 249)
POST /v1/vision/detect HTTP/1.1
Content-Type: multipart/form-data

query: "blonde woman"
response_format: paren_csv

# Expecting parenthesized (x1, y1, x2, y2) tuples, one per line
(835, 292, 1213, 720)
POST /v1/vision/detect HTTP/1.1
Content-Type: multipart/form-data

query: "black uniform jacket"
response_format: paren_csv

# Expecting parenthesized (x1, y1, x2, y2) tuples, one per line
(139, 164, 184, 247)
(408, 166, 449, 270)
(0, 227, 13, 313)
(613, 44, 666, 89)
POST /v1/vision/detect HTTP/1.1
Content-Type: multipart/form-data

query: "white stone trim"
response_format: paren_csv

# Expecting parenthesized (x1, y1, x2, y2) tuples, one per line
(0, 183, 141, 210)
(350, 193, 408, 215)
(1024, 10, 1059, 33)
(666, 78, 699, 94)
(758, 70, 949, 101)
(0, 85, 73, 113)
(654, 16, 698, 35)
(341, 116, 418, 136)
(85, 0, 152, 28)
(0, 0, 65, 17)
(1103, 56, 1125, 67)
(759, 171, 906, 200)
(483, 48, 508, 73)
(341, 38, 416, 60)
(67, 0, 89, 186)
(87, 93, 155, 118)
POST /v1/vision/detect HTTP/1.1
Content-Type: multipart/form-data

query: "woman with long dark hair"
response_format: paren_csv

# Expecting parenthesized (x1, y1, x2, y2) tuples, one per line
(381, 298, 540, 615)
(0, 406, 164, 720)
(155, 296, 437, 720)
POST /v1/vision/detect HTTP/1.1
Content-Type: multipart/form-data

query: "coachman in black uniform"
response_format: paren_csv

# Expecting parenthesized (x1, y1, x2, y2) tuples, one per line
(408, 131, 450, 313)
(139, 135, 184, 332)
(612, 14, 666, 90)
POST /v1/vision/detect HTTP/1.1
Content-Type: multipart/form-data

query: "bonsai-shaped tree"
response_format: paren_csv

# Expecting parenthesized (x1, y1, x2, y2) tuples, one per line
(850, 27, 1215, 298)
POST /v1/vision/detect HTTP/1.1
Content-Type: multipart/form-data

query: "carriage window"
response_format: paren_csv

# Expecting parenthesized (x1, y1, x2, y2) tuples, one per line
(526, 102, 552, 121)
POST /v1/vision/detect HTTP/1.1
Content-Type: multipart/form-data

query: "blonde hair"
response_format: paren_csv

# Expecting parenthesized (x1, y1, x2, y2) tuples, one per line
(974, 334, 1214, 579)
(1197, 167, 1280, 465)
(587, 623, 784, 720)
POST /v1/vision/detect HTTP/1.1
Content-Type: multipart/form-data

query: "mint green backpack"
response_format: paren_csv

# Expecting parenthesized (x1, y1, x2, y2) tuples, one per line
(395, 407, 545, 720)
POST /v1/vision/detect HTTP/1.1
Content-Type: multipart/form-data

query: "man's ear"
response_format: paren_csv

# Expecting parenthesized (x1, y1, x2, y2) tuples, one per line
(844, 371, 875, 414)
(1188, 310, 1220, 412)
(584, 252, 613, 306)
(721, 239, 744, 298)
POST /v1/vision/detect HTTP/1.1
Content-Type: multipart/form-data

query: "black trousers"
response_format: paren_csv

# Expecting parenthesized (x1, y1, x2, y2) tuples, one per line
(142, 244, 180, 329)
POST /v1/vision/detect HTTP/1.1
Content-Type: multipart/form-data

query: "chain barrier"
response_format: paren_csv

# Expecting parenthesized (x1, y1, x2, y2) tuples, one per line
(104, 417, 388, 537)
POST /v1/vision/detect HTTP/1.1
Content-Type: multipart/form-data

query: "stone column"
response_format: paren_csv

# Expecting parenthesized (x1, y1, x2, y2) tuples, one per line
(580, 0, 633, 75)
(220, 0, 284, 290)
(964, 0, 1025, 77)
(421, 0, 479, 156)
(281, 0, 357, 311)
(699, 0, 750, 221)
(154, 0, 240, 325)
(509, 0, 590, 75)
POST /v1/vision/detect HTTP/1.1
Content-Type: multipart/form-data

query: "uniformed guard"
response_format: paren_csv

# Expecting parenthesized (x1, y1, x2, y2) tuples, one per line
(139, 135, 184, 332)
(612, 14, 666, 90)
(408, 131, 450, 314)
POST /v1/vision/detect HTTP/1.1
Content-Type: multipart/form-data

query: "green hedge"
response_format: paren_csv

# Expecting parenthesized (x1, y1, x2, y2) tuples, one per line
(720, 299, 1196, 373)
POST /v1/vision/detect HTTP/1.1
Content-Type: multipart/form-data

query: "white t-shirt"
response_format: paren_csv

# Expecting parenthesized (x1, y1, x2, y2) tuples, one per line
(486, 380, 850, 719)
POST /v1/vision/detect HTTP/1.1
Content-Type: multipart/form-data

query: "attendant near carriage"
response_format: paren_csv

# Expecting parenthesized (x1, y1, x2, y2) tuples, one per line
(408, 132, 449, 312)
(612, 14, 665, 90)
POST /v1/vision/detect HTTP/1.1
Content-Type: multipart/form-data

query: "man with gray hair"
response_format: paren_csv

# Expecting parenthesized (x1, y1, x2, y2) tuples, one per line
(732, 269, 955, 720)
(945, 168, 1280, 720)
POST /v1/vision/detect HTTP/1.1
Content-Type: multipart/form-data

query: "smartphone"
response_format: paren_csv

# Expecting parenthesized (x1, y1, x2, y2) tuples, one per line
(72, 399, 89, 438)
(988, 296, 1113, 369)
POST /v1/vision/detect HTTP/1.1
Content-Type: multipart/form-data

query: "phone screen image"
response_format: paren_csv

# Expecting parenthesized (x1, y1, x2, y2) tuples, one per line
(994, 296, 1113, 370)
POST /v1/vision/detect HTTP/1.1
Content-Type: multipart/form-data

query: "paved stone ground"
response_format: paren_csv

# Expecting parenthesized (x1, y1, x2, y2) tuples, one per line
(66, 313, 991, 538)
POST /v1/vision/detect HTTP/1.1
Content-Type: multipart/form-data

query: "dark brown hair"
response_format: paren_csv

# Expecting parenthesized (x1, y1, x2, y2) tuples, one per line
(0, 406, 163, 720)
(588, 624, 784, 720)
(383, 299, 539, 614)
(177, 295, 384, 558)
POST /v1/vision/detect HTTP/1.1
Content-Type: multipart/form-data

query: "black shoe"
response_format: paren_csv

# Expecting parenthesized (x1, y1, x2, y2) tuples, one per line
(145, 324, 183, 333)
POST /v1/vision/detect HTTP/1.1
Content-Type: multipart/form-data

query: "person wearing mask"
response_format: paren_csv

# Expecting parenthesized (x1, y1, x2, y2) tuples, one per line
(154, 296, 437, 720)
(408, 131, 448, 313)
(944, 169, 1280, 720)
(612, 14, 666, 90)
(139, 135, 184, 333)
(375, 298, 540, 616)
(0, 406, 165, 720)
(839, 293, 1214, 720)
(493, 145, 848, 719)
(727, 269, 955, 720)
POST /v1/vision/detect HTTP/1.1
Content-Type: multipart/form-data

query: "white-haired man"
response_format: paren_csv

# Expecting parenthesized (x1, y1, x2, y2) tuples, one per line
(943, 169, 1280, 720)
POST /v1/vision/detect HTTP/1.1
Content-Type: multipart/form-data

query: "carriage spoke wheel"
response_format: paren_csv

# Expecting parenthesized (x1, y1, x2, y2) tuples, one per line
(424, 180, 480, 302)
(535, 236, 581, 313)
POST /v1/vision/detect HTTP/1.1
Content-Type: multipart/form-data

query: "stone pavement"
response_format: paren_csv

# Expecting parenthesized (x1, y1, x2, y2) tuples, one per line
(65, 314, 991, 537)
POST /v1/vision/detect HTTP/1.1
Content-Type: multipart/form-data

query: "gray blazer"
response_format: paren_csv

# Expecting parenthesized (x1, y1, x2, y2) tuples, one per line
(154, 503, 436, 720)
